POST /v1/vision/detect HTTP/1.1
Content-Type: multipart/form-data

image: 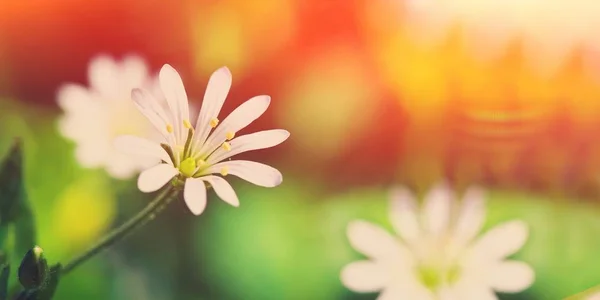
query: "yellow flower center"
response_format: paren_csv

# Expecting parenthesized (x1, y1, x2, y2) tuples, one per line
(179, 157, 197, 178)
(416, 264, 461, 290)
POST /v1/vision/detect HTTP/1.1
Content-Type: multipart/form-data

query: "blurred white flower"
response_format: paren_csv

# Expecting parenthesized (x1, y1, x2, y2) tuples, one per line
(402, 0, 600, 74)
(57, 55, 165, 179)
(341, 183, 534, 300)
(115, 64, 289, 215)
(589, 291, 600, 300)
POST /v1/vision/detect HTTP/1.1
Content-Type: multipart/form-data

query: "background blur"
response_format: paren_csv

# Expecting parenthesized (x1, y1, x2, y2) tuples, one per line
(1, 0, 600, 299)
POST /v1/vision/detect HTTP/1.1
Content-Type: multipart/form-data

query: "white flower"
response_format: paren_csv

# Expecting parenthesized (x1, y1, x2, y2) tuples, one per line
(115, 64, 289, 215)
(341, 183, 535, 300)
(57, 55, 165, 179)
(588, 291, 600, 300)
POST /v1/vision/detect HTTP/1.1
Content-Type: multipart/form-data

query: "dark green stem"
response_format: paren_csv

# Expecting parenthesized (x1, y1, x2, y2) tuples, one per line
(60, 185, 179, 275)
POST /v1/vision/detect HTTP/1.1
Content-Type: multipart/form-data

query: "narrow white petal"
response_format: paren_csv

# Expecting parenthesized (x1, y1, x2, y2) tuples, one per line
(114, 135, 173, 165)
(202, 160, 282, 187)
(184, 178, 208, 215)
(194, 67, 232, 146)
(159, 64, 190, 141)
(488, 261, 535, 293)
(137, 164, 178, 193)
(88, 55, 120, 97)
(340, 261, 387, 292)
(453, 186, 486, 246)
(199, 95, 270, 157)
(206, 129, 290, 164)
(389, 186, 421, 244)
(199, 175, 239, 207)
(347, 220, 408, 260)
(131, 88, 171, 137)
(469, 220, 529, 261)
(423, 182, 452, 236)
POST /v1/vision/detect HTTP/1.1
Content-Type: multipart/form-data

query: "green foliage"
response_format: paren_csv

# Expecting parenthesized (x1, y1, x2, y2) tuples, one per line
(485, 191, 600, 299)
(0, 252, 9, 300)
(0, 138, 64, 299)
(194, 181, 387, 300)
(0, 100, 116, 299)
(0, 140, 27, 227)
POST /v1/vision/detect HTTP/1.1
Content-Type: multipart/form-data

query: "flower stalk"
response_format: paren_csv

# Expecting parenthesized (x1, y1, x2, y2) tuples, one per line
(61, 185, 179, 275)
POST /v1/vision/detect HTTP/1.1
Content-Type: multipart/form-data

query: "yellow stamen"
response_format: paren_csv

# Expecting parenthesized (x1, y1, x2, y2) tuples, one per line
(220, 167, 228, 176)
(183, 120, 192, 129)
(197, 159, 207, 166)
(222, 142, 231, 151)
(166, 124, 174, 133)
(210, 118, 219, 128)
(226, 131, 235, 140)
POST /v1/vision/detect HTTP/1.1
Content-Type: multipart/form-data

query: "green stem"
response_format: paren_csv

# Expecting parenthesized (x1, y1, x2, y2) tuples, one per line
(60, 185, 179, 275)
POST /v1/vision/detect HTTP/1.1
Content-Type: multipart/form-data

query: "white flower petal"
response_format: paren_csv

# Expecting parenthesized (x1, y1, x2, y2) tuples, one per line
(453, 186, 486, 246)
(159, 64, 190, 141)
(347, 220, 408, 260)
(586, 291, 600, 300)
(104, 152, 139, 179)
(88, 55, 120, 98)
(114, 135, 172, 165)
(137, 164, 178, 193)
(488, 261, 535, 293)
(198, 95, 271, 156)
(451, 280, 498, 300)
(121, 55, 150, 89)
(206, 129, 290, 165)
(194, 66, 232, 146)
(469, 220, 529, 261)
(378, 284, 434, 300)
(131, 88, 171, 137)
(199, 175, 239, 207)
(389, 186, 421, 244)
(58, 108, 108, 141)
(423, 182, 453, 236)
(184, 178, 208, 215)
(74, 141, 109, 168)
(57, 84, 95, 113)
(340, 261, 388, 292)
(202, 160, 282, 187)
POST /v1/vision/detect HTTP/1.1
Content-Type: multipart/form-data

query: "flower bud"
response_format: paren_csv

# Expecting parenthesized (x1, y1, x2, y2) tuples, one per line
(18, 246, 49, 290)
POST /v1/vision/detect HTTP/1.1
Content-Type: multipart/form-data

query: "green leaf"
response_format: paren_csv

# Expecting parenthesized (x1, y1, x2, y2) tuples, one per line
(0, 139, 26, 226)
(0, 139, 37, 262)
(0, 253, 9, 300)
(0, 226, 7, 250)
(13, 205, 36, 263)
